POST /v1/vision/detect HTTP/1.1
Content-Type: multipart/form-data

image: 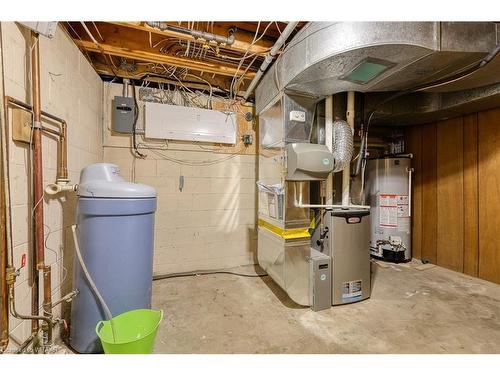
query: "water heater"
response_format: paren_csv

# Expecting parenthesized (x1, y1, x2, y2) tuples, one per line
(366, 156, 412, 263)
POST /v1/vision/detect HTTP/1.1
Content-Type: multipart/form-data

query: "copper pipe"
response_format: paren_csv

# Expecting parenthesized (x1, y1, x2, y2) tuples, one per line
(4, 96, 68, 182)
(0, 33, 9, 352)
(42, 265, 52, 346)
(30, 31, 54, 348)
(58, 122, 68, 181)
(15, 333, 36, 354)
(8, 284, 51, 336)
(0, 200, 7, 353)
(31, 32, 44, 269)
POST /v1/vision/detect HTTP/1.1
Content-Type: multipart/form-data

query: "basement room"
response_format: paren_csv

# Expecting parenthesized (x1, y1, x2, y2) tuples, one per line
(0, 1, 499, 373)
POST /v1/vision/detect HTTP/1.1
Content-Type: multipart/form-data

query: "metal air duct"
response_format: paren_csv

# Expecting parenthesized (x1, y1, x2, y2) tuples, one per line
(256, 22, 500, 114)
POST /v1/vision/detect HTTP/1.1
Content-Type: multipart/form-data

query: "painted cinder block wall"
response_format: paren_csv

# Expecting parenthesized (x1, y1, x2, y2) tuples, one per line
(1, 22, 103, 349)
(102, 83, 258, 275)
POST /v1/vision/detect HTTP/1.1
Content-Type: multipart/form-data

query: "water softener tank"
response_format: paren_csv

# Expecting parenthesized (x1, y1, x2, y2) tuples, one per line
(70, 163, 157, 353)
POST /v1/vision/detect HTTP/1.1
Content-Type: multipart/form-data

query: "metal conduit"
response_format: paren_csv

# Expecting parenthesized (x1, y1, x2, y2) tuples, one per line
(146, 22, 235, 46)
(242, 22, 299, 101)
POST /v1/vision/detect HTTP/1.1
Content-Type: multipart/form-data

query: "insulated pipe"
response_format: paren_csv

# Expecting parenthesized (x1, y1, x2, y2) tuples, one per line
(242, 22, 299, 101)
(146, 22, 235, 46)
(342, 92, 355, 206)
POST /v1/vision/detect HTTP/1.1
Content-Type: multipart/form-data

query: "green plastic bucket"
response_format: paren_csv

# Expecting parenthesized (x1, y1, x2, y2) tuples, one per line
(95, 309, 163, 354)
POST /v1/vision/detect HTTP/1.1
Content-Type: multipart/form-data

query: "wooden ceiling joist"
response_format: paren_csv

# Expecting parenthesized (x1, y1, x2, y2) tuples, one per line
(108, 22, 272, 55)
(93, 62, 233, 92)
(74, 39, 255, 78)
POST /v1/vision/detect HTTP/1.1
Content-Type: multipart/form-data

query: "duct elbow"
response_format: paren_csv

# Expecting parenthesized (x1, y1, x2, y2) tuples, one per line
(332, 120, 353, 172)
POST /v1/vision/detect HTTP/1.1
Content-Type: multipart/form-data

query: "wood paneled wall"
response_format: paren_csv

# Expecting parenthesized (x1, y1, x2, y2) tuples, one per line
(405, 107, 500, 284)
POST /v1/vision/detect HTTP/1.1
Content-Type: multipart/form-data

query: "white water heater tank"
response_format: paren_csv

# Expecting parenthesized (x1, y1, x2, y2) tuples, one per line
(366, 155, 412, 263)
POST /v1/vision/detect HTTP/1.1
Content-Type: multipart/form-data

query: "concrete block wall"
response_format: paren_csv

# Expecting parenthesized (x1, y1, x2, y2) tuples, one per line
(103, 83, 258, 275)
(1, 22, 103, 349)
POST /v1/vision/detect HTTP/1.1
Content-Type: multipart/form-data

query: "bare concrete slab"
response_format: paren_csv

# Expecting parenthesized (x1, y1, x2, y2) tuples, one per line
(152, 263, 500, 353)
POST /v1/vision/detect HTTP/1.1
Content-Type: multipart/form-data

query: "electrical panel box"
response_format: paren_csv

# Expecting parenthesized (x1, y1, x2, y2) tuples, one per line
(309, 248, 332, 311)
(113, 96, 136, 134)
(144, 102, 237, 144)
(285, 143, 335, 181)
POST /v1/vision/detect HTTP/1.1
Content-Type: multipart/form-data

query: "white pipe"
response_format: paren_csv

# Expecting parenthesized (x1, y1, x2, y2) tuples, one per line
(342, 91, 355, 206)
(325, 95, 333, 206)
(242, 22, 299, 101)
(44, 182, 77, 196)
(293, 181, 368, 210)
(71, 225, 112, 320)
(80, 22, 100, 45)
(407, 166, 413, 216)
(296, 203, 370, 210)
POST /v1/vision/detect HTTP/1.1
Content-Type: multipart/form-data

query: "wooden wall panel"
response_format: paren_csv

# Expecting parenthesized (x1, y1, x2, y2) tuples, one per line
(405, 107, 500, 284)
(436, 118, 464, 272)
(463, 114, 479, 277)
(478, 108, 500, 283)
(421, 123, 438, 264)
(405, 125, 422, 259)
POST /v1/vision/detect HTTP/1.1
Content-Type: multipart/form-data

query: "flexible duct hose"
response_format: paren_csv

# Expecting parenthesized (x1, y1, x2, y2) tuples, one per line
(332, 119, 353, 172)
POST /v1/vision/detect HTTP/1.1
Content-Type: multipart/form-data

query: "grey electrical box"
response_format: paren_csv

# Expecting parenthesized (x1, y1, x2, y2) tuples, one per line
(285, 143, 335, 181)
(113, 96, 136, 134)
(309, 248, 332, 311)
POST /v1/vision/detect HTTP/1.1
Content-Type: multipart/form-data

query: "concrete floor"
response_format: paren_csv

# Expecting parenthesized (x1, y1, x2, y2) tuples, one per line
(152, 261, 500, 354)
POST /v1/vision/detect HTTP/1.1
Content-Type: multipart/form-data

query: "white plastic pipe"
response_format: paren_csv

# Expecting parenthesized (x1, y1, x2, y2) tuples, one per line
(293, 182, 369, 210)
(242, 22, 299, 101)
(44, 182, 77, 195)
(71, 225, 112, 320)
(325, 95, 333, 206)
(295, 203, 370, 210)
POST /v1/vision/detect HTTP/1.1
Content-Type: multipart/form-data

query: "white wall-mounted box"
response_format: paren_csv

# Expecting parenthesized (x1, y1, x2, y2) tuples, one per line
(18, 22, 58, 38)
(144, 102, 237, 144)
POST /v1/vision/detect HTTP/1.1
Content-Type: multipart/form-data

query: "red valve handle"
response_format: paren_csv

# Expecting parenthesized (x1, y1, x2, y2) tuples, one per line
(20, 253, 26, 269)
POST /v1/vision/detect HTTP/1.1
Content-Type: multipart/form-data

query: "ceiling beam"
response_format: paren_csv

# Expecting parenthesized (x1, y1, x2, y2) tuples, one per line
(74, 39, 255, 78)
(93, 62, 234, 92)
(108, 22, 272, 55)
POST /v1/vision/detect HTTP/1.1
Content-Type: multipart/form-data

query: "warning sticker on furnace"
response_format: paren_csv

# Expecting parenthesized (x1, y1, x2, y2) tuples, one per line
(342, 280, 363, 303)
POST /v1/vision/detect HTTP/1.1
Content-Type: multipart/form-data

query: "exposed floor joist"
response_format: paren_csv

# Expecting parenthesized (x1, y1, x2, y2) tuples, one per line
(108, 22, 273, 55)
(74, 39, 255, 78)
(64, 21, 305, 94)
